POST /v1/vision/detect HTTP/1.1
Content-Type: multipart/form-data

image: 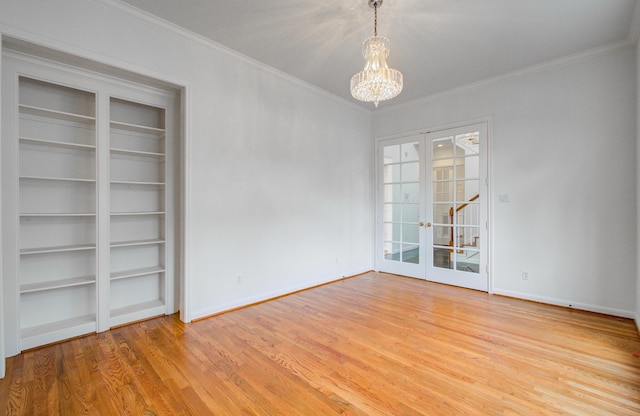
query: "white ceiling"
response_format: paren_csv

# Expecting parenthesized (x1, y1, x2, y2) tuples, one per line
(120, 0, 639, 109)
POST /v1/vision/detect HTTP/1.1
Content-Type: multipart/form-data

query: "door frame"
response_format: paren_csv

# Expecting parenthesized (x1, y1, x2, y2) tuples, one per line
(374, 118, 493, 293)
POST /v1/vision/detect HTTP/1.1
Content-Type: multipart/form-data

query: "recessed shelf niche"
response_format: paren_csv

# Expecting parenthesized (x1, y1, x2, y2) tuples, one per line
(2, 52, 177, 353)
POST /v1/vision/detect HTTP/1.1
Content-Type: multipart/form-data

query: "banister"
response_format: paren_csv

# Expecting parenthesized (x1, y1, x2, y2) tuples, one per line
(456, 194, 479, 213)
(449, 194, 480, 247)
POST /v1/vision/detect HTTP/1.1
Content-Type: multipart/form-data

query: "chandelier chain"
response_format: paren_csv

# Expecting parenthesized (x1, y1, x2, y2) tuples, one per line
(374, 3, 378, 37)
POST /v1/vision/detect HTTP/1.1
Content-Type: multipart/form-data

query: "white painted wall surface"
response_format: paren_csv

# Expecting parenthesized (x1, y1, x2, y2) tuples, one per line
(374, 46, 637, 317)
(0, 34, 5, 378)
(0, 0, 374, 328)
(636, 39, 640, 332)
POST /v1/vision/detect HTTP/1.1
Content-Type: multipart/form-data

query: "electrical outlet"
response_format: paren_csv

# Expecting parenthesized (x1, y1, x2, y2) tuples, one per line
(236, 275, 242, 285)
(521, 270, 529, 281)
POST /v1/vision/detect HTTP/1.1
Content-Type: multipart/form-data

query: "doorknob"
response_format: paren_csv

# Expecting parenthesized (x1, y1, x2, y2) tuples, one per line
(426, 222, 432, 228)
(419, 222, 424, 227)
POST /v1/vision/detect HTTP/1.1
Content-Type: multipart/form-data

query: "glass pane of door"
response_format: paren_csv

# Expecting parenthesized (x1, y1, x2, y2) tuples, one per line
(383, 142, 420, 264)
(431, 132, 480, 273)
(378, 136, 425, 278)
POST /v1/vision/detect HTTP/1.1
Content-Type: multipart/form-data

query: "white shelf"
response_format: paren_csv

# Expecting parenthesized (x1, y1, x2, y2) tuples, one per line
(110, 211, 165, 217)
(432, 178, 481, 184)
(21, 315, 96, 350)
(20, 136, 95, 151)
(110, 239, 165, 248)
(111, 299, 165, 317)
(110, 120, 165, 135)
(110, 300, 165, 327)
(20, 212, 96, 217)
(20, 275, 96, 293)
(111, 266, 165, 281)
(20, 243, 96, 255)
(19, 104, 95, 124)
(110, 180, 164, 186)
(110, 147, 164, 158)
(20, 175, 96, 183)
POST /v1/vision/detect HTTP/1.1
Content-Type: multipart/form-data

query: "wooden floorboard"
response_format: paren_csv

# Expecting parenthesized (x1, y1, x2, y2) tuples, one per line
(1, 272, 639, 415)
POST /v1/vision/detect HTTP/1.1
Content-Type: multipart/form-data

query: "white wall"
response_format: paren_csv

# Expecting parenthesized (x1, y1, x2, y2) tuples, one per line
(0, 0, 374, 330)
(375, 46, 637, 317)
(0, 36, 4, 378)
(636, 39, 640, 332)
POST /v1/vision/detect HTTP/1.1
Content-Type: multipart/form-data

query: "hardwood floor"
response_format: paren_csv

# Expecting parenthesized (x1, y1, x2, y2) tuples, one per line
(1, 272, 639, 415)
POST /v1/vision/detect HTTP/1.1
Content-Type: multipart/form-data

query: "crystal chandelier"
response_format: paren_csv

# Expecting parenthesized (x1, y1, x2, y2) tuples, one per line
(350, 0, 403, 107)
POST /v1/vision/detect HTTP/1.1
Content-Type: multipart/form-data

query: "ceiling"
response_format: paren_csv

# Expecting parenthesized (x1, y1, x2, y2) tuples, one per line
(120, 0, 639, 109)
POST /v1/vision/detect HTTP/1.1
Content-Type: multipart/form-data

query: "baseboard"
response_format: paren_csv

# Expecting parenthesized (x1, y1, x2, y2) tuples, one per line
(191, 268, 373, 321)
(493, 289, 636, 319)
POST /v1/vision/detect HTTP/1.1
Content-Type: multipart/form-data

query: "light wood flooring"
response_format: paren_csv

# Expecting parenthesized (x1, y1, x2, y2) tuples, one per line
(1, 272, 639, 415)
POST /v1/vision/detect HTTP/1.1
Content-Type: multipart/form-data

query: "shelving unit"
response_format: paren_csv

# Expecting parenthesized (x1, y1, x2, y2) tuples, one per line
(16, 76, 98, 349)
(109, 97, 169, 328)
(2, 54, 178, 353)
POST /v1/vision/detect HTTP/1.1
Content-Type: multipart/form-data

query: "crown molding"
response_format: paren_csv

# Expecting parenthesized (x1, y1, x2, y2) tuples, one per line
(0, 23, 191, 94)
(377, 38, 635, 114)
(94, 0, 372, 115)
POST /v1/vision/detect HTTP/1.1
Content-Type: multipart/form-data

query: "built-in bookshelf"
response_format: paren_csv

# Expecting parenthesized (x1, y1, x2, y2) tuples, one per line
(2, 54, 177, 353)
(17, 77, 98, 349)
(109, 97, 168, 327)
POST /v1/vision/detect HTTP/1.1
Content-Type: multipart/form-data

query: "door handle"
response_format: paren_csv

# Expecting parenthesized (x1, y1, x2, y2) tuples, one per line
(419, 222, 432, 227)
(426, 222, 432, 228)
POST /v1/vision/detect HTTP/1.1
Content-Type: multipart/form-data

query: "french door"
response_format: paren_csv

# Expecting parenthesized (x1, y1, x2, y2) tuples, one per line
(376, 123, 488, 291)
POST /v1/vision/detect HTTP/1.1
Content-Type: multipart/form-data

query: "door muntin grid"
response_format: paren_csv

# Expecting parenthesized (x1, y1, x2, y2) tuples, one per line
(431, 132, 480, 273)
(382, 142, 420, 264)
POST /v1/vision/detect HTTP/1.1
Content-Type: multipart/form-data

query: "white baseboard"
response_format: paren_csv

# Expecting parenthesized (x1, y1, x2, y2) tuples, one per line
(493, 288, 636, 319)
(191, 268, 371, 321)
